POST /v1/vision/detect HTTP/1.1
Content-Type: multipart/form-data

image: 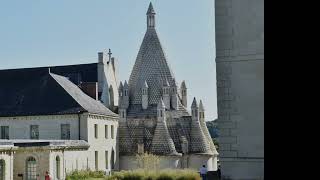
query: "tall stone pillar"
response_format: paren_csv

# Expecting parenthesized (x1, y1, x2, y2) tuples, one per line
(215, 0, 264, 179)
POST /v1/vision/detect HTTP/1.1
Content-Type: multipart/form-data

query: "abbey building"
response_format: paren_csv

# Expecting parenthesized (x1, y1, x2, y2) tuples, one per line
(0, 3, 217, 180)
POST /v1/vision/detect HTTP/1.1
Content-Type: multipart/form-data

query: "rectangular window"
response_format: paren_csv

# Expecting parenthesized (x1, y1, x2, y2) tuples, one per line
(61, 124, 71, 140)
(30, 125, 39, 139)
(95, 151, 99, 170)
(105, 151, 109, 169)
(0, 126, 9, 139)
(94, 124, 98, 139)
(105, 125, 108, 139)
(111, 125, 114, 139)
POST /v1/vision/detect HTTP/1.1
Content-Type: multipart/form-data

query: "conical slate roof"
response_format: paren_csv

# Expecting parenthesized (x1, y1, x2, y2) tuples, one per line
(181, 81, 187, 89)
(119, 120, 134, 155)
(128, 10, 175, 105)
(189, 117, 212, 154)
(191, 97, 198, 108)
(119, 81, 123, 92)
(200, 118, 219, 155)
(199, 100, 205, 111)
(147, 2, 155, 15)
(150, 114, 180, 155)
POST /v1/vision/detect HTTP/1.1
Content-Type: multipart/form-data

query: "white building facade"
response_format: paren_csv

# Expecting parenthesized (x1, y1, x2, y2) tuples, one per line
(0, 72, 119, 180)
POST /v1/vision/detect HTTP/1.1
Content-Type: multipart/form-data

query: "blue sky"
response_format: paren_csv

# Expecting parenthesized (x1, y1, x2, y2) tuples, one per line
(0, 0, 217, 120)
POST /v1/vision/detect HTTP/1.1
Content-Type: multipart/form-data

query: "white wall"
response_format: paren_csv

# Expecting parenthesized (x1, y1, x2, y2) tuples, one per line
(98, 55, 119, 108)
(0, 115, 79, 140)
(81, 113, 119, 172)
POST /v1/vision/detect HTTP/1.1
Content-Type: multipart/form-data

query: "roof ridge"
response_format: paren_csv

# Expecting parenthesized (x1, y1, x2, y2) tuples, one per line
(50, 73, 117, 117)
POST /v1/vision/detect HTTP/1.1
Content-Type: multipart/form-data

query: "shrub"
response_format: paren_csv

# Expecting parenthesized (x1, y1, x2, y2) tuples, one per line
(66, 170, 106, 180)
(106, 169, 200, 180)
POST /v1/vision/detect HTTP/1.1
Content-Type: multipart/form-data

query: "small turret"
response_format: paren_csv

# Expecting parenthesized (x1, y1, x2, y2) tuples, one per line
(199, 100, 205, 120)
(191, 97, 199, 121)
(180, 81, 187, 107)
(171, 79, 178, 110)
(142, 81, 149, 110)
(118, 82, 124, 107)
(119, 82, 123, 96)
(147, 2, 156, 29)
(189, 97, 212, 154)
(162, 78, 171, 109)
(123, 80, 129, 109)
(151, 99, 180, 156)
(157, 98, 166, 120)
(198, 99, 219, 156)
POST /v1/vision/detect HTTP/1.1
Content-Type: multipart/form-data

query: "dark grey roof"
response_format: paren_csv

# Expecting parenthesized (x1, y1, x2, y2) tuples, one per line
(0, 68, 117, 117)
(147, 2, 156, 15)
(0, 63, 98, 85)
(128, 28, 176, 105)
(51, 73, 117, 116)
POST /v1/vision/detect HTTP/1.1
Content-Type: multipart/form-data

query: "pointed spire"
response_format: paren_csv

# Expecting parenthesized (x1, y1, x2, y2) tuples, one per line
(163, 78, 170, 87)
(143, 80, 149, 88)
(119, 81, 124, 91)
(124, 80, 129, 89)
(147, 2, 156, 15)
(181, 81, 187, 89)
(191, 97, 198, 108)
(158, 98, 165, 109)
(147, 2, 156, 29)
(199, 100, 205, 111)
(172, 78, 177, 87)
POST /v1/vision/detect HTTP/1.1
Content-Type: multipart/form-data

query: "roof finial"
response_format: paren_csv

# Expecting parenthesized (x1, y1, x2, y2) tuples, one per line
(147, 2, 156, 29)
(147, 2, 155, 15)
(107, 48, 112, 62)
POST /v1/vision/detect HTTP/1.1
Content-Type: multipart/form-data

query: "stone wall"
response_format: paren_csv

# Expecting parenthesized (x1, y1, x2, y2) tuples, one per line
(215, 0, 264, 179)
(13, 150, 50, 180)
(0, 151, 13, 180)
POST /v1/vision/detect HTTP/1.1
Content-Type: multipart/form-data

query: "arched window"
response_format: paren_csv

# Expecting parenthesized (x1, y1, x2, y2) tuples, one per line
(0, 159, 5, 180)
(56, 156, 61, 179)
(111, 149, 115, 170)
(26, 157, 37, 180)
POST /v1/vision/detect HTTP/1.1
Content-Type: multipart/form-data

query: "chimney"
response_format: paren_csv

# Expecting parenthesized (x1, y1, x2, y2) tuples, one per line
(98, 52, 104, 64)
(79, 82, 99, 100)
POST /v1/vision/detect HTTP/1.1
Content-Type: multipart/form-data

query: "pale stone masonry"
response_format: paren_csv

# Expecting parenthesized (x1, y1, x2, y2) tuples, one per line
(215, 0, 264, 179)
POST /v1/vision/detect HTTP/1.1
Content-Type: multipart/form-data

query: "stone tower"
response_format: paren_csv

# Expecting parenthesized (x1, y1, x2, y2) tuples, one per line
(215, 0, 264, 179)
(119, 2, 218, 171)
(180, 81, 187, 107)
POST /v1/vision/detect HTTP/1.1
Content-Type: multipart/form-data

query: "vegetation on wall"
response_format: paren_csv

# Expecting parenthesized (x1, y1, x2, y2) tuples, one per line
(136, 153, 160, 170)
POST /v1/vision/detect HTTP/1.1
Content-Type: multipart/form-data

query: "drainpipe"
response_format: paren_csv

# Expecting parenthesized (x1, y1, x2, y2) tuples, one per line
(78, 114, 81, 140)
